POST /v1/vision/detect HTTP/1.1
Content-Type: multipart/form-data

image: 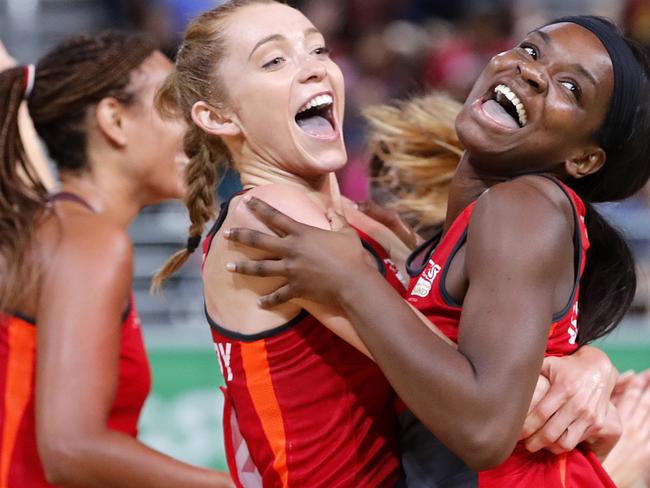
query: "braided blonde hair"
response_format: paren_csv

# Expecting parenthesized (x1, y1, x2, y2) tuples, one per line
(152, 0, 278, 292)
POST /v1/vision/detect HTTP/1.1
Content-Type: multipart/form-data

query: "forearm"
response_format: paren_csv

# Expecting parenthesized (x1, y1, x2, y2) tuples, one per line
(41, 429, 228, 488)
(338, 273, 526, 468)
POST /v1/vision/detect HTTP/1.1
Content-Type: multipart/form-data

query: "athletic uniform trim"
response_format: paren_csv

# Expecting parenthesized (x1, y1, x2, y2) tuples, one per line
(3, 311, 35, 326)
(438, 229, 467, 309)
(406, 228, 443, 277)
(408, 176, 584, 322)
(205, 307, 310, 342)
(5, 302, 133, 328)
(202, 196, 390, 342)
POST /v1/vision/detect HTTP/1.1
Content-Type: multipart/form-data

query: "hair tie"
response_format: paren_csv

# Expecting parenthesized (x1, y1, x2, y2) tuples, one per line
(24, 64, 36, 100)
(186, 235, 201, 253)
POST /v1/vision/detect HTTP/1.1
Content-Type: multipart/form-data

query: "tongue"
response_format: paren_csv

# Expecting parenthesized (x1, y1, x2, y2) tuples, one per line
(296, 115, 335, 138)
(483, 99, 519, 129)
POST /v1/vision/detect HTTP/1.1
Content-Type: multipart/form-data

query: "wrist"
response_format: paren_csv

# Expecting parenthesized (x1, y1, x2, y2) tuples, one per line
(338, 269, 387, 310)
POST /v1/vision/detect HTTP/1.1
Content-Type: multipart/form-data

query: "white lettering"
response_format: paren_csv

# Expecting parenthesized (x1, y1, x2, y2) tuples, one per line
(215, 342, 234, 382)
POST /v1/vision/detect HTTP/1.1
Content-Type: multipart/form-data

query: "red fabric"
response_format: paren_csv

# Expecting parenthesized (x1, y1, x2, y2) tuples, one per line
(207, 224, 404, 487)
(406, 181, 615, 487)
(0, 297, 150, 487)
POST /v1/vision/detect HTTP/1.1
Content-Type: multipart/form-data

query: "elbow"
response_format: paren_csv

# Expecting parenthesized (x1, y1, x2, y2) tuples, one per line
(453, 423, 518, 471)
(39, 435, 88, 485)
(462, 442, 513, 471)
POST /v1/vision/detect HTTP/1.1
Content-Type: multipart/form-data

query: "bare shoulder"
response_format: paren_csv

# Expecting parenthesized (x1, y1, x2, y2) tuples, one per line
(466, 175, 575, 279)
(228, 184, 330, 232)
(38, 212, 133, 281)
(473, 175, 574, 237)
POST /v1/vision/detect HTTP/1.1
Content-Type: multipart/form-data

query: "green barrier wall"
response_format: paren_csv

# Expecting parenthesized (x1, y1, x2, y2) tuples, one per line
(140, 344, 650, 470)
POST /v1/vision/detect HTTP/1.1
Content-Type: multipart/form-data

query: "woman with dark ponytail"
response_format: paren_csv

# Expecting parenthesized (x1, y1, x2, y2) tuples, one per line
(224, 15, 650, 486)
(0, 33, 232, 487)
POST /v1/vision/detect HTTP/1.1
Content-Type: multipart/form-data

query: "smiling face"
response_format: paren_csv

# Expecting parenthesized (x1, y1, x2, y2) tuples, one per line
(455, 22, 614, 176)
(213, 2, 347, 178)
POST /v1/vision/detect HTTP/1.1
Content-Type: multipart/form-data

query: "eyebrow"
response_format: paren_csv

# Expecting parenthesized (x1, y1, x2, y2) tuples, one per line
(530, 29, 598, 86)
(248, 27, 322, 60)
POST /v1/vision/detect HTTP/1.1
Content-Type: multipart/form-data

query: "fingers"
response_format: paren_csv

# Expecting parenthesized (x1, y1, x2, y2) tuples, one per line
(553, 418, 593, 453)
(528, 374, 551, 415)
(358, 200, 419, 249)
(615, 376, 646, 418)
(525, 400, 583, 452)
(521, 381, 570, 439)
(244, 197, 303, 237)
(226, 259, 287, 278)
(224, 227, 287, 254)
(258, 285, 294, 308)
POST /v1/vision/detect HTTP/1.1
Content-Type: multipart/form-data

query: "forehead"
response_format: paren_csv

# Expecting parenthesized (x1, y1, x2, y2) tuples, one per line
(130, 51, 172, 98)
(223, 3, 318, 54)
(536, 23, 613, 84)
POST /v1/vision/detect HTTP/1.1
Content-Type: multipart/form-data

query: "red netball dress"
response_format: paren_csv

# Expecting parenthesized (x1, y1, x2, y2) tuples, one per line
(203, 196, 404, 488)
(405, 177, 615, 487)
(0, 299, 150, 487)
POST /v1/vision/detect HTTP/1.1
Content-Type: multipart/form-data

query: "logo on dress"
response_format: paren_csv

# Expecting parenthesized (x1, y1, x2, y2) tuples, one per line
(568, 303, 579, 345)
(410, 259, 442, 298)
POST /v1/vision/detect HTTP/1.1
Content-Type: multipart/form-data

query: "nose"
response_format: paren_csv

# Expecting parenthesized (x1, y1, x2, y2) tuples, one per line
(298, 57, 327, 84)
(517, 62, 547, 93)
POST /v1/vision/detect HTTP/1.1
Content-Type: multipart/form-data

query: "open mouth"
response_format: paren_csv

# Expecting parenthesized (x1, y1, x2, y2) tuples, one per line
(482, 84, 528, 129)
(295, 93, 337, 139)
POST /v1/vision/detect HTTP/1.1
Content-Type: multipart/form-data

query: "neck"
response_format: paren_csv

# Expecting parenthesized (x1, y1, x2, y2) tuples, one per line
(444, 152, 508, 229)
(58, 165, 143, 230)
(237, 154, 329, 201)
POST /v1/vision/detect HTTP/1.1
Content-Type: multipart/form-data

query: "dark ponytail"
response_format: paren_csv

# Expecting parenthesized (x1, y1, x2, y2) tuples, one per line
(554, 17, 650, 344)
(575, 203, 637, 344)
(0, 67, 49, 308)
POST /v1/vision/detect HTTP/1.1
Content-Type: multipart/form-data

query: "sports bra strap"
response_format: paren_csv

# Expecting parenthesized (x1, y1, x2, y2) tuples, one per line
(47, 192, 95, 213)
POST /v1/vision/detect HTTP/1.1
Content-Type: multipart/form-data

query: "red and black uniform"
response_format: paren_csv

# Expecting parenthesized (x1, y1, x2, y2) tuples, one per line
(203, 196, 403, 488)
(404, 177, 615, 487)
(0, 300, 150, 487)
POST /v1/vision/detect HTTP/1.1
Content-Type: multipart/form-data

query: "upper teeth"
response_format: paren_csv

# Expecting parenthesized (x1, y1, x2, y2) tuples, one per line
(494, 84, 527, 126)
(298, 94, 333, 114)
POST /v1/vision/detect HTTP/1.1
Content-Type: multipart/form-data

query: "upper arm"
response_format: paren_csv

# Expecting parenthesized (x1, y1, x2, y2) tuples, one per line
(458, 179, 572, 413)
(36, 223, 133, 452)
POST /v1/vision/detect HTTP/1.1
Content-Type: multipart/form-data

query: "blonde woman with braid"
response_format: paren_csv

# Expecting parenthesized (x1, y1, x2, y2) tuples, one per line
(154, 2, 626, 486)
(0, 33, 232, 487)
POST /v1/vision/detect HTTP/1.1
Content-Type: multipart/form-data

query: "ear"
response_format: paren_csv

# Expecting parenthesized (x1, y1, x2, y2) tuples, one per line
(564, 147, 606, 179)
(95, 97, 128, 147)
(191, 101, 241, 138)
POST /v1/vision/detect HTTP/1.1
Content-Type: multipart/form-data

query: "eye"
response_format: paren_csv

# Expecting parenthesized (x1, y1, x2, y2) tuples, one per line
(312, 46, 330, 56)
(561, 80, 582, 100)
(262, 57, 285, 69)
(521, 44, 538, 60)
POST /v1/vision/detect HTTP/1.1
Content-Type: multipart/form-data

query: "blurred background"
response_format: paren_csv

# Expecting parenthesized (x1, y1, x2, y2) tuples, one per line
(1, 0, 649, 470)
